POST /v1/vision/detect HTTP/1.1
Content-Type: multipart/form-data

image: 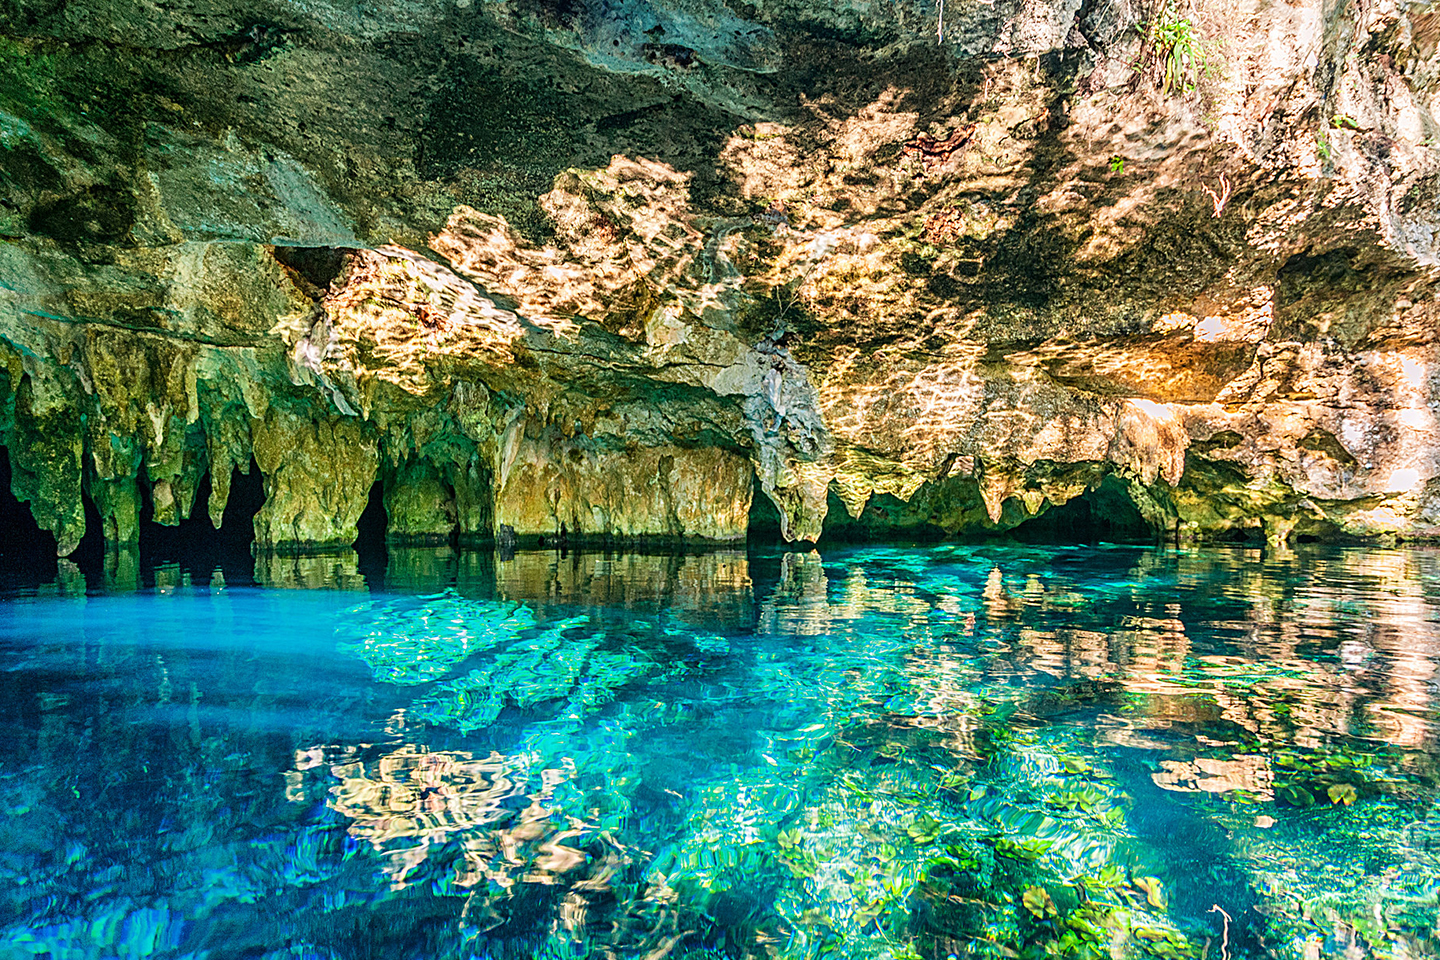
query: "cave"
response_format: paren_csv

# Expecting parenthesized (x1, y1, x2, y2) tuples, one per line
(0, 447, 277, 587)
(2, 0, 1438, 951)
(272, 244, 349, 292)
(1008, 476, 1159, 544)
(0, 445, 102, 587)
(0, 444, 55, 562)
(355, 477, 390, 585)
(746, 475, 784, 543)
(817, 490, 948, 543)
(136, 460, 266, 585)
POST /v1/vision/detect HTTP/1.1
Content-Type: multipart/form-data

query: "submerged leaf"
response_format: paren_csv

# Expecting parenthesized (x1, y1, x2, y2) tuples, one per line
(1327, 783, 1358, 806)
(993, 836, 1053, 860)
(1278, 784, 1315, 807)
(1022, 885, 1058, 918)
(907, 813, 943, 844)
(853, 900, 885, 927)
(1133, 875, 1166, 909)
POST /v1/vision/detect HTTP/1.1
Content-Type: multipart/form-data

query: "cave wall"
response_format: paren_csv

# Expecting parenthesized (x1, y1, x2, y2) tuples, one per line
(495, 433, 754, 542)
(0, 234, 766, 550)
(3, 0, 1440, 551)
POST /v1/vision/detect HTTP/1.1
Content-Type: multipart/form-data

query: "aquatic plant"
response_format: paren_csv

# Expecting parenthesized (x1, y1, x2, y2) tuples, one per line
(4, 545, 1440, 958)
(336, 591, 537, 684)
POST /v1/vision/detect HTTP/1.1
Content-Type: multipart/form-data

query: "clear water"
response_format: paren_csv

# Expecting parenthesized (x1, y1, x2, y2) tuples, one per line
(2, 543, 1439, 960)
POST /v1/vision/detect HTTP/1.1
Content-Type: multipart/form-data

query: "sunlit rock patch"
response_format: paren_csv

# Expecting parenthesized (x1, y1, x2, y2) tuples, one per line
(5, 0, 1440, 547)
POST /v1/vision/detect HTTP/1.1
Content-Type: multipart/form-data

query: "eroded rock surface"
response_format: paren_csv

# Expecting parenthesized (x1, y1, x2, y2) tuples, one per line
(3, 0, 1440, 549)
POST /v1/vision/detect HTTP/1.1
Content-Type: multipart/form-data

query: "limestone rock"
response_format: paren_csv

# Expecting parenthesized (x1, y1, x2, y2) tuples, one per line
(5, 373, 86, 554)
(495, 430, 753, 541)
(4, 0, 1440, 548)
(251, 410, 380, 548)
(384, 458, 458, 544)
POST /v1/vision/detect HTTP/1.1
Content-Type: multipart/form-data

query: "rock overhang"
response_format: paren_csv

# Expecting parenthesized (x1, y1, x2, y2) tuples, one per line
(3, 0, 1440, 551)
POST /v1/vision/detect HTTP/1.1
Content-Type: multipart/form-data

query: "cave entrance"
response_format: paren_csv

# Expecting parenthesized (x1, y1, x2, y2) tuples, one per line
(354, 478, 388, 584)
(272, 245, 348, 291)
(138, 460, 266, 585)
(0, 445, 103, 587)
(746, 475, 784, 544)
(0, 445, 55, 561)
(1009, 475, 1158, 544)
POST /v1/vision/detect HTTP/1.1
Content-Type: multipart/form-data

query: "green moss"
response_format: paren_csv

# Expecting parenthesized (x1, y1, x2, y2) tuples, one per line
(5, 377, 86, 555)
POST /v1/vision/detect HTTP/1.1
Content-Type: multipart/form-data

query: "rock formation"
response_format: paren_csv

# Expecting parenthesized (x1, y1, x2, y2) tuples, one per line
(2, 0, 1439, 550)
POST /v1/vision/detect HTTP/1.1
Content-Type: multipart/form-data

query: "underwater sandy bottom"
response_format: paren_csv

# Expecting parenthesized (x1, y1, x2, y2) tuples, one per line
(1, 543, 1438, 960)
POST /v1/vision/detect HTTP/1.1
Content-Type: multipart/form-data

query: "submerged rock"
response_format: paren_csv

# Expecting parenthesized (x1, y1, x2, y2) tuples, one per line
(2, 0, 1440, 548)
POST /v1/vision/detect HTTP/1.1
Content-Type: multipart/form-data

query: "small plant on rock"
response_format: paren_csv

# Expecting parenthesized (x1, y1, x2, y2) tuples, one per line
(1137, 1, 1206, 97)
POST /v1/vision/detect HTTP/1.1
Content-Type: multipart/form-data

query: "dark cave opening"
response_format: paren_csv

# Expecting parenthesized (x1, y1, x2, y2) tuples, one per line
(136, 461, 266, 585)
(354, 478, 389, 584)
(750, 473, 1163, 546)
(0, 448, 282, 589)
(746, 476, 784, 543)
(0, 446, 53, 561)
(0, 446, 105, 588)
(272, 245, 348, 291)
(0, 447, 66, 584)
(356, 477, 388, 544)
(1008, 475, 1158, 544)
(1207, 526, 1259, 543)
(818, 490, 948, 544)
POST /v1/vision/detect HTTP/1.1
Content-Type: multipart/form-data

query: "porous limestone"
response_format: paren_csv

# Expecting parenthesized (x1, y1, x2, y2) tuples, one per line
(3, 0, 1440, 550)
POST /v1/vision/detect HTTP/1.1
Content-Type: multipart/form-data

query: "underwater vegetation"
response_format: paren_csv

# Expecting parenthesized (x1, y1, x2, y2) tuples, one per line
(0, 544, 1438, 960)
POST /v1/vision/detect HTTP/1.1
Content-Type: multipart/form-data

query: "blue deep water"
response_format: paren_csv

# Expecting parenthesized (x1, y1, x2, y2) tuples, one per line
(2, 543, 1439, 960)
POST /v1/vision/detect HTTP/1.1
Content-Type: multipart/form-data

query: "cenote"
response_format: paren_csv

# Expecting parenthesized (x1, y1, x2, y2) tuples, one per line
(2, 541, 1438, 960)
(8, 0, 1440, 955)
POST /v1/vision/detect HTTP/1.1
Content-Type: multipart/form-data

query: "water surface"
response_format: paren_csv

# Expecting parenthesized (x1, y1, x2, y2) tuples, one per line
(2, 544, 1438, 960)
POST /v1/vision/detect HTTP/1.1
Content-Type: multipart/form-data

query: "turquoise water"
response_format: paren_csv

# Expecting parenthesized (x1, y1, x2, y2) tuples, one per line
(2, 544, 1439, 960)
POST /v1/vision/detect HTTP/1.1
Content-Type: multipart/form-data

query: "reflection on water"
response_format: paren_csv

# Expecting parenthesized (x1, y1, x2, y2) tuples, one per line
(295, 737, 595, 893)
(1, 544, 1439, 960)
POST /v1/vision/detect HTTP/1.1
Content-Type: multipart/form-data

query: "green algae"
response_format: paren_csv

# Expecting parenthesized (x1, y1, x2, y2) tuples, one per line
(337, 591, 538, 684)
(4, 545, 1440, 959)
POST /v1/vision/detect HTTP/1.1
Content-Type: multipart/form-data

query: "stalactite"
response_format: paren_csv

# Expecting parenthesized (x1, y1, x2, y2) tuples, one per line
(251, 408, 381, 549)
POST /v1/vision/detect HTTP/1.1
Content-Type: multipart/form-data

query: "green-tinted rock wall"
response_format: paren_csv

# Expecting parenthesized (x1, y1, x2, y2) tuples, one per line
(5, 0, 1440, 548)
(495, 431, 753, 542)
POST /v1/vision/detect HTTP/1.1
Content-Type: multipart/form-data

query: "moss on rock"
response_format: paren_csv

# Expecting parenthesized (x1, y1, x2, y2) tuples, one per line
(251, 409, 380, 548)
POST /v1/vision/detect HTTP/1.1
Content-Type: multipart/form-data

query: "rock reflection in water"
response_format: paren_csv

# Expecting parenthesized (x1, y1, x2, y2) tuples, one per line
(379, 546, 756, 630)
(493, 548, 754, 630)
(965, 546, 1440, 755)
(382, 545, 474, 591)
(291, 737, 593, 890)
(758, 551, 831, 636)
(254, 549, 368, 590)
(3, 543, 1440, 960)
